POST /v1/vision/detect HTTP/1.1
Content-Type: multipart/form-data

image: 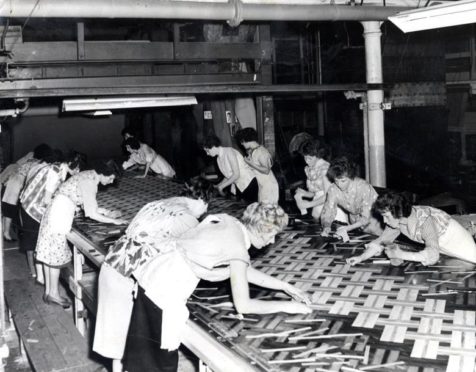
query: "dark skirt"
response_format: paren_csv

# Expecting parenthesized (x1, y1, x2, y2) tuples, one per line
(1, 202, 19, 222)
(19, 206, 40, 253)
(123, 286, 179, 372)
(237, 177, 259, 204)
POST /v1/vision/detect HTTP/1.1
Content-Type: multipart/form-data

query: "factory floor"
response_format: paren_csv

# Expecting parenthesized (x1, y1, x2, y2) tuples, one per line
(3, 240, 33, 372)
(1, 238, 198, 372)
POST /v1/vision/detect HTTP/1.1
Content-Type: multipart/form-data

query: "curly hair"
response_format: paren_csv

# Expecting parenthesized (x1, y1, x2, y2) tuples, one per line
(235, 128, 258, 144)
(326, 156, 357, 182)
(301, 139, 331, 161)
(124, 137, 141, 150)
(373, 191, 413, 218)
(182, 177, 217, 201)
(66, 151, 87, 171)
(33, 143, 53, 161)
(121, 127, 136, 138)
(241, 202, 289, 234)
(88, 160, 120, 178)
(203, 135, 221, 149)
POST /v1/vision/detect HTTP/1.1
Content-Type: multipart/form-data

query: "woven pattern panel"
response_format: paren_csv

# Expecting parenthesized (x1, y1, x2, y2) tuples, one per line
(188, 221, 476, 372)
(72, 174, 246, 254)
(70, 175, 476, 372)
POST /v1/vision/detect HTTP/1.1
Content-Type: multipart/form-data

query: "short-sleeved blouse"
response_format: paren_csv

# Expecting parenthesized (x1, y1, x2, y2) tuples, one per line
(135, 213, 251, 293)
(216, 147, 255, 194)
(248, 146, 279, 203)
(179, 213, 251, 280)
(133, 213, 251, 350)
(104, 197, 200, 277)
(305, 159, 330, 195)
(321, 177, 378, 227)
(2, 159, 39, 205)
(123, 143, 175, 177)
(19, 163, 65, 222)
(57, 170, 97, 207)
(400, 206, 451, 244)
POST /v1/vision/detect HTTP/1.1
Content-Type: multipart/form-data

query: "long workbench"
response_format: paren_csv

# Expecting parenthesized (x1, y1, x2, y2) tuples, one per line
(67, 174, 476, 372)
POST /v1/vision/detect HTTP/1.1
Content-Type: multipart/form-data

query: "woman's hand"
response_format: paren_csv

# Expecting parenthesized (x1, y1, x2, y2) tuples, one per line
(384, 244, 403, 260)
(335, 226, 350, 242)
(295, 187, 305, 195)
(283, 283, 311, 305)
(284, 301, 313, 314)
(321, 227, 332, 237)
(107, 210, 122, 219)
(214, 184, 226, 197)
(98, 208, 123, 219)
(112, 218, 128, 225)
(384, 246, 406, 266)
(346, 256, 361, 266)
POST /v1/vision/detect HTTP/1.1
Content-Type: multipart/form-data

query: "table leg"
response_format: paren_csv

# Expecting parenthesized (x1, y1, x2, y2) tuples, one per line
(73, 246, 85, 336)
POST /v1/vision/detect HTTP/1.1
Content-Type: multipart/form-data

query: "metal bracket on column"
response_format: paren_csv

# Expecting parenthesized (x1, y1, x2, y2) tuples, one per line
(365, 101, 392, 111)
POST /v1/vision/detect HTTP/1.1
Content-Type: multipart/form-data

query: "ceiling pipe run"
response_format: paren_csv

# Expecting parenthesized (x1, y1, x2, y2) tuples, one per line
(0, 0, 409, 22)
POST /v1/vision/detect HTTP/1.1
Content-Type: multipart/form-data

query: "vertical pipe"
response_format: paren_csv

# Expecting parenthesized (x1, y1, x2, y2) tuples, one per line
(362, 94, 370, 182)
(471, 25, 475, 81)
(76, 22, 85, 60)
(362, 21, 386, 187)
(256, 96, 264, 144)
(316, 29, 325, 137)
(0, 183, 5, 341)
(299, 32, 305, 84)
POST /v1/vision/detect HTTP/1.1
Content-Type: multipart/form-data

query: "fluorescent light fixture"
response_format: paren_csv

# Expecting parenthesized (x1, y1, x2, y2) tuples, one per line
(83, 110, 113, 116)
(389, 0, 476, 33)
(63, 96, 197, 112)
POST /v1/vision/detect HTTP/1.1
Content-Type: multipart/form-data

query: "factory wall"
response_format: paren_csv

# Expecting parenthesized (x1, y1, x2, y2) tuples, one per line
(10, 114, 125, 162)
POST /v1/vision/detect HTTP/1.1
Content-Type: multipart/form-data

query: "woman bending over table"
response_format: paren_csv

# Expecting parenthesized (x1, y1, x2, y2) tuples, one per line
(2, 144, 52, 241)
(203, 135, 258, 203)
(123, 202, 312, 372)
(347, 190, 476, 266)
(35, 163, 127, 309)
(93, 196, 207, 372)
(321, 156, 382, 241)
(235, 128, 279, 204)
(19, 151, 79, 281)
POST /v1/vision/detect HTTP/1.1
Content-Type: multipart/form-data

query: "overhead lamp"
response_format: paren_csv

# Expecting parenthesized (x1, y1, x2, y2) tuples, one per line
(62, 96, 197, 112)
(83, 110, 113, 117)
(389, 0, 476, 33)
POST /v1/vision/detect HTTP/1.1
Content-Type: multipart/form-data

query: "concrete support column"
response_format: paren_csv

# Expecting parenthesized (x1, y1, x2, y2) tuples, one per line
(362, 21, 386, 187)
(256, 96, 276, 156)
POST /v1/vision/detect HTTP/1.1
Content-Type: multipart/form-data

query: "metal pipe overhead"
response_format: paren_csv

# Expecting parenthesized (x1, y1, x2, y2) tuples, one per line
(0, 0, 408, 22)
(0, 83, 386, 99)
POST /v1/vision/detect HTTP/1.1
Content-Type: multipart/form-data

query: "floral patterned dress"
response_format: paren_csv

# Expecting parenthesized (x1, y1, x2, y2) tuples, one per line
(305, 158, 330, 196)
(321, 177, 378, 229)
(36, 171, 97, 267)
(104, 197, 201, 277)
(248, 146, 279, 203)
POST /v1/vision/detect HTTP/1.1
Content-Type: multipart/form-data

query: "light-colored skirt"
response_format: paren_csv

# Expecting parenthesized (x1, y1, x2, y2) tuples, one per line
(440, 218, 476, 264)
(93, 264, 135, 359)
(256, 171, 279, 204)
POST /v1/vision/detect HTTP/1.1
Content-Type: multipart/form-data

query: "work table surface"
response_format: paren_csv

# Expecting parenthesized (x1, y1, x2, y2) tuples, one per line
(69, 174, 475, 372)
